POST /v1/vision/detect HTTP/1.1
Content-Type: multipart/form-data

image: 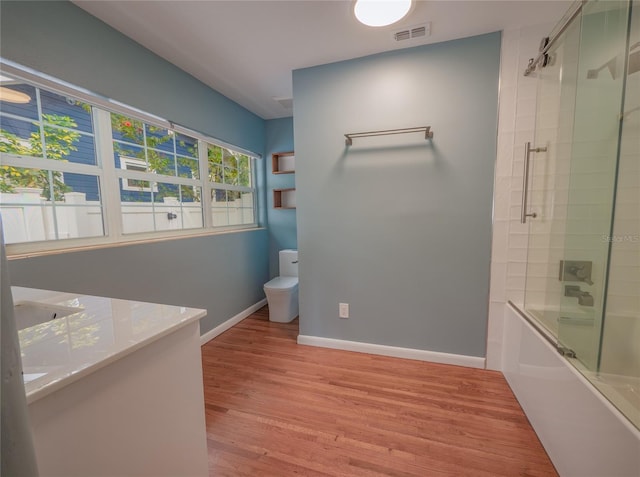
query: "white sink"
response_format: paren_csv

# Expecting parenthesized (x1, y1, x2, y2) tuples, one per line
(13, 301, 81, 330)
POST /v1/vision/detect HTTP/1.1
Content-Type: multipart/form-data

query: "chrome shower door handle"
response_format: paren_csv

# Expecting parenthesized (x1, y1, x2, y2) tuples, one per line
(520, 142, 547, 224)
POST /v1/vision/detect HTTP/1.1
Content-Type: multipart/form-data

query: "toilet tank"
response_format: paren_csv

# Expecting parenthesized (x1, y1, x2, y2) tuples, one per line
(279, 250, 298, 277)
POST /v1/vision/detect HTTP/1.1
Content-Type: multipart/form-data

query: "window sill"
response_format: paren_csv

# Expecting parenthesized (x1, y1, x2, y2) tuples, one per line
(7, 226, 265, 260)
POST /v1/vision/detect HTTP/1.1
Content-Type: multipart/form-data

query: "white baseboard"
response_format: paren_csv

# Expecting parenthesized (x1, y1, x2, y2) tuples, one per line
(296, 335, 486, 369)
(200, 299, 267, 346)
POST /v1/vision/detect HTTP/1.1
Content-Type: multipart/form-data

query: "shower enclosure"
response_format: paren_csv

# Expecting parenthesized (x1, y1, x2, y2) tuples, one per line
(519, 0, 639, 430)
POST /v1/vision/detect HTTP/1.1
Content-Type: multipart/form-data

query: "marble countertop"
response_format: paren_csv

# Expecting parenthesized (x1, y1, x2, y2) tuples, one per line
(12, 287, 206, 404)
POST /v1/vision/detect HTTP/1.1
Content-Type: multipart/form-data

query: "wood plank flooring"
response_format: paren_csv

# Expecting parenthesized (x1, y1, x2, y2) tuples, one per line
(201, 307, 558, 476)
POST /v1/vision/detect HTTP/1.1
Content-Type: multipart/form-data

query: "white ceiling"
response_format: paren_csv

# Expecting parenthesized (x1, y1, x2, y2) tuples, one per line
(73, 0, 571, 120)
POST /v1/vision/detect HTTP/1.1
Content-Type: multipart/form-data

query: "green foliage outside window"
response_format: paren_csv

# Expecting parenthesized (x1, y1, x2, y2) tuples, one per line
(207, 145, 251, 201)
(112, 113, 199, 201)
(0, 114, 79, 200)
(1, 111, 251, 203)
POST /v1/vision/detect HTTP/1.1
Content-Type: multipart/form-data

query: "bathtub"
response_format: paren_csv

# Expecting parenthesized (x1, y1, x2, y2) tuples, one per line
(525, 305, 639, 431)
(503, 303, 639, 477)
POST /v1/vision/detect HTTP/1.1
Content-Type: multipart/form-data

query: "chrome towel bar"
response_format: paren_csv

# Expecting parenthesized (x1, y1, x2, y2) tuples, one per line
(345, 126, 433, 146)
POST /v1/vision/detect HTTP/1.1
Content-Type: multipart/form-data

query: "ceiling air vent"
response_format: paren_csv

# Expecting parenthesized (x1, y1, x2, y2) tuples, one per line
(273, 96, 293, 110)
(394, 30, 411, 41)
(394, 22, 431, 42)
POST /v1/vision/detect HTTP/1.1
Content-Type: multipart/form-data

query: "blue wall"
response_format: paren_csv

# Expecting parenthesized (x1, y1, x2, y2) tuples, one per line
(293, 32, 501, 358)
(8, 230, 269, 335)
(1, 0, 269, 335)
(265, 117, 297, 278)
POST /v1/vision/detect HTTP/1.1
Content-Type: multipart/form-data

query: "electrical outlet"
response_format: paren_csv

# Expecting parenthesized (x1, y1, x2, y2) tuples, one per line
(339, 303, 349, 319)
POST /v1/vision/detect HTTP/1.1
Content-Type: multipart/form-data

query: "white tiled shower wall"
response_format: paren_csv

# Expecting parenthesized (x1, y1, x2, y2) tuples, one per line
(488, 20, 640, 374)
(487, 24, 552, 370)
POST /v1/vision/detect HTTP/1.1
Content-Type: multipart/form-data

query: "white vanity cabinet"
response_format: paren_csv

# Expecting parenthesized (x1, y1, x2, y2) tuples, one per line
(14, 287, 208, 477)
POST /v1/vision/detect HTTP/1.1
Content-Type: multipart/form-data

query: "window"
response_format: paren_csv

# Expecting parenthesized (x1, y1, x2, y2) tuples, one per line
(119, 157, 158, 192)
(0, 76, 105, 244)
(0, 67, 258, 253)
(207, 145, 254, 227)
(110, 112, 205, 234)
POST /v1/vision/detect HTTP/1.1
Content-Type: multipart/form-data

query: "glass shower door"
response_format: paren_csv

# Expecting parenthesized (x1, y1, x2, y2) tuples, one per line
(598, 0, 640, 429)
(523, 10, 583, 338)
(523, 0, 630, 371)
(556, 0, 630, 370)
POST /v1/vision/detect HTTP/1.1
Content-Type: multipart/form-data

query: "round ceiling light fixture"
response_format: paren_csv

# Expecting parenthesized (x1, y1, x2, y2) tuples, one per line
(0, 86, 31, 104)
(354, 0, 412, 27)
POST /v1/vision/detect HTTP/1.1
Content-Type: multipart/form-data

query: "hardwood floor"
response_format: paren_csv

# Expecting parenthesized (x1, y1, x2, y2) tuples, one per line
(201, 307, 558, 476)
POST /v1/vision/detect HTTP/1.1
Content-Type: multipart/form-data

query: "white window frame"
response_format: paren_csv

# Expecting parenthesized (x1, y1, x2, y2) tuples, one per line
(118, 156, 158, 192)
(0, 60, 261, 257)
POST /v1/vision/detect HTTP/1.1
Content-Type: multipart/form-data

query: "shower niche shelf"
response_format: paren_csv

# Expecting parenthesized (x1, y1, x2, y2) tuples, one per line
(273, 188, 296, 209)
(272, 151, 295, 174)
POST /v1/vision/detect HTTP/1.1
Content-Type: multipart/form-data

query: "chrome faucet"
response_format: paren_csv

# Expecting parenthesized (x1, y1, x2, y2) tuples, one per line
(565, 285, 594, 306)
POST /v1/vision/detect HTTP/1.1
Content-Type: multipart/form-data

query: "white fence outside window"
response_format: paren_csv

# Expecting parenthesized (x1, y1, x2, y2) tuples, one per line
(1, 189, 254, 245)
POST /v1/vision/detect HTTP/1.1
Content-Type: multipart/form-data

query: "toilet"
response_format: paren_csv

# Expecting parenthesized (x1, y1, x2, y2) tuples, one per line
(264, 250, 299, 323)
